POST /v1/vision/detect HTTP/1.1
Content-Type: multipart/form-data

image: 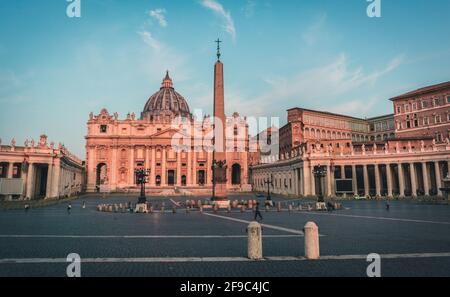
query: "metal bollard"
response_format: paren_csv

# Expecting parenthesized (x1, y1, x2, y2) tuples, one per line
(247, 221, 263, 260)
(304, 222, 320, 260)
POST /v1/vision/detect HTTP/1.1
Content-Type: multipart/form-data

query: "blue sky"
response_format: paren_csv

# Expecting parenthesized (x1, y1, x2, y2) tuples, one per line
(1, 0, 450, 158)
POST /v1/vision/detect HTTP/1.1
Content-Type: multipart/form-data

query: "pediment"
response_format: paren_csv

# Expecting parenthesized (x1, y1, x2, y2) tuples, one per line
(151, 128, 191, 139)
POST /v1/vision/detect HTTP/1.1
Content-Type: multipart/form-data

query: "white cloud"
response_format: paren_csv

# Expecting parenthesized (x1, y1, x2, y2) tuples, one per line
(200, 0, 236, 41)
(138, 31, 163, 51)
(148, 9, 167, 27)
(302, 13, 327, 46)
(226, 54, 404, 119)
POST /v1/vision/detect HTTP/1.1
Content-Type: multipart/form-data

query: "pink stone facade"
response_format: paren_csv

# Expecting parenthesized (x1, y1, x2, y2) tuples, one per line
(85, 73, 251, 194)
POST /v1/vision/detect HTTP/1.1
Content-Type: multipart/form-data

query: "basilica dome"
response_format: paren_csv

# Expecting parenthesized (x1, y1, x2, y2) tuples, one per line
(142, 72, 191, 120)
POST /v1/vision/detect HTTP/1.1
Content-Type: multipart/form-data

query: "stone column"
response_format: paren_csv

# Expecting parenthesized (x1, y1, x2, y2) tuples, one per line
(144, 146, 150, 171)
(111, 146, 117, 190)
(363, 165, 369, 196)
(435, 161, 443, 196)
(303, 164, 311, 196)
(398, 164, 405, 197)
(150, 147, 156, 186)
(310, 165, 316, 197)
(207, 151, 213, 187)
(187, 148, 192, 186)
(87, 146, 96, 191)
(341, 165, 346, 179)
(7, 162, 13, 178)
(46, 163, 53, 199)
(6, 163, 14, 200)
(374, 164, 381, 197)
(192, 149, 197, 185)
(352, 165, 358, 195)
(161, 147, 167, 186)
(51, 160, 61, 198)
(299, 168, 304, 196)
(26, 163, 35, 199)
(410, 163, 417, 197)
(326, 165, 333, 197)
(129, 146, 135, 186)
(422, 162, 430, 196)
(386, 164, 393, 198)
(176, 152, 182, 186)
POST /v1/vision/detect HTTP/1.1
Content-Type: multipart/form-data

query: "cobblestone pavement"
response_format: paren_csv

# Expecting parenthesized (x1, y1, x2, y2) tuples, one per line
(0, 194, 449, 277)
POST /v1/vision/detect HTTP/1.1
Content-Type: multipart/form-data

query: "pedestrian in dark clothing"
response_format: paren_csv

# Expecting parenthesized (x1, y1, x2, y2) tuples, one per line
(24, 204, 30, 212)
(67, 203, 72, 214)
(386, 201, 390, 211)
(254, 202, 263, 221)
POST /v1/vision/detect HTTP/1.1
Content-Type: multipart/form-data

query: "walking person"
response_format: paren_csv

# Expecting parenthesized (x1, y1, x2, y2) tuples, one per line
(67, 203, 72, 214)
(24, 204, 30, 212)
(82, 201, 86, 209)
(254, 202, 263, 221)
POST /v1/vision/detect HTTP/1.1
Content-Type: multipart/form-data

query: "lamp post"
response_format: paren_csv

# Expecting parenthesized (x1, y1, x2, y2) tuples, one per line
(313, 165, 327, 203)
(264, 175, 274, 202)
(135, 168, 150, 204)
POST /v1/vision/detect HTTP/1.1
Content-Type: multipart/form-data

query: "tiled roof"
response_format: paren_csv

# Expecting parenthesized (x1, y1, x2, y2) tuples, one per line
(390, 81, 450, 101)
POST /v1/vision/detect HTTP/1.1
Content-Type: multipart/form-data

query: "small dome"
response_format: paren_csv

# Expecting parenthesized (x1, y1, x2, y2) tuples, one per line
(142, 72, 191, 120)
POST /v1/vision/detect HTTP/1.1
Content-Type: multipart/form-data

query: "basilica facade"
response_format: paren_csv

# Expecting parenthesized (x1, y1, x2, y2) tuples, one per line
(85, 72, 251, 194)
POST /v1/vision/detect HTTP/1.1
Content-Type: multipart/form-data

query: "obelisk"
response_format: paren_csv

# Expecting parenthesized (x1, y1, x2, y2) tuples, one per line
(212, 39, 228, 201)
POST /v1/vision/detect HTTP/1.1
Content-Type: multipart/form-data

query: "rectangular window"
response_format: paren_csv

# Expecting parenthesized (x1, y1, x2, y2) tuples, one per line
(100, 125, 108, 133)
(423, 117, 429, 125)
(447, 96, 450, 103)
(412, 103, 417, 110)
(436, 115, 442, 123)
(422, 101, 428, 108)
(434, 98, 440, 106)
(396, 106, 401, 114)
(404, 104, 410, 112)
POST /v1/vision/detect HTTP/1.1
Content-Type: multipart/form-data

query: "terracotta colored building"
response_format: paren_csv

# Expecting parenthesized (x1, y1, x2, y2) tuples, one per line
(391, 81, 450, 142)
(251, 81, 450, 198)
(0, 135, 84, 201)
(85, 68, 251, 194)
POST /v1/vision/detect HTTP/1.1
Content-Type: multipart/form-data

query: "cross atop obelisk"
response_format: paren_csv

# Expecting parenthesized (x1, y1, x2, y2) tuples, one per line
(215, 38, 222, 60)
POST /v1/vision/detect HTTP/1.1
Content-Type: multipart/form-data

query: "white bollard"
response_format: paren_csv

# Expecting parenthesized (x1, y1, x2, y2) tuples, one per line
(304, 222, 320, 260)
(247, 221, 263, 260)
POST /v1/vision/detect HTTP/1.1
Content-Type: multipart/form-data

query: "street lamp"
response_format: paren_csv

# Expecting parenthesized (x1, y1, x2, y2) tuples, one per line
(264, 175, 274, 202)
(313, 165, 327, 203)
(135, 168, 150, 204)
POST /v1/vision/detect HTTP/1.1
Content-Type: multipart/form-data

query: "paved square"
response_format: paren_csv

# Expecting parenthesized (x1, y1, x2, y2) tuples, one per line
(0, 195, 449, 277)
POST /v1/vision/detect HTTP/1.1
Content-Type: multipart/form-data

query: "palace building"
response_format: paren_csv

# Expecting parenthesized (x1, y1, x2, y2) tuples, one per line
(0, 135, 84, 201)
(251, 81, 450, 198)
(85, 65, 251, 194)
